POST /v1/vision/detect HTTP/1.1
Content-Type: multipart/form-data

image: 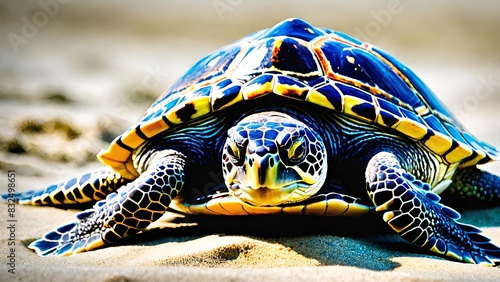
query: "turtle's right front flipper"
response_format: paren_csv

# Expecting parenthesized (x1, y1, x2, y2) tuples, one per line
(29, 150, 185, 256)
(1, 168, 131, 206)
(366, 152, 500, 265)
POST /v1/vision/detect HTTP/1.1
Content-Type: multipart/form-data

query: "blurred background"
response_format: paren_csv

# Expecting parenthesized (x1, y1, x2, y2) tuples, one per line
(0, 0, 499, 188)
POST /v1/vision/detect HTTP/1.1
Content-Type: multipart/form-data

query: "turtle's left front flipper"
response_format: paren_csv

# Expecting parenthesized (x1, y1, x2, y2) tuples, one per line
(29, 150, 185, 256)
(1, 168, 131, 207)
(365, 152, 500, 265)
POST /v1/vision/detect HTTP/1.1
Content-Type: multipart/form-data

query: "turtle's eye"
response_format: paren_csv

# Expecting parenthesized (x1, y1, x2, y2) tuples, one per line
(289, 138, 305, 160)
(227, 141, 245, 166)
(283, 137, 307, 165)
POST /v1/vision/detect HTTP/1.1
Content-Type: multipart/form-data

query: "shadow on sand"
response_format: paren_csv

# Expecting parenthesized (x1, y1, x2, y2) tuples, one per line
(118, 213, 437, 271)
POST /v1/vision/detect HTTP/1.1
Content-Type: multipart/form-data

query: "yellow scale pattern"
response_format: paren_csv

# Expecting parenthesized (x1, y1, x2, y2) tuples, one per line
(171, 196, 371, 217)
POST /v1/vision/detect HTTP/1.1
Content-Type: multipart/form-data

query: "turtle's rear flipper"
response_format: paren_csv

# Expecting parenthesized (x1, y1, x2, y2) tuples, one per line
(0, 168, 130, 207)
(446, 167, 500, 205)
(365, 152, 500, 265)
(29, 150, 185, 256)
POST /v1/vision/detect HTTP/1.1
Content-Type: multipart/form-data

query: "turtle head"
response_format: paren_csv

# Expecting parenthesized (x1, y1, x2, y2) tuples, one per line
(222, 111, 328, 206)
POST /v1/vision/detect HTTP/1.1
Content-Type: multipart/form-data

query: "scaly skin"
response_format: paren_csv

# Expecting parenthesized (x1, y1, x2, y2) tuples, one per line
(366, 152, 500, 265)
(3, 168, 130, 206)
(28, 150, 185, 256)
(448, 167, 500, 204)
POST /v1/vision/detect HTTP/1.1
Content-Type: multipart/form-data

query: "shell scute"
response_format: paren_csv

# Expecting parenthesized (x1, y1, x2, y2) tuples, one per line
(317, 40, 376, 87)
(400, 108, 427, 127)
(307, 76, 329, 88)
(423, 131, 453, 155)
(215, 78, 233, 89)
(120, 125, 147, 149)
(423, 115, 450, 137)
(211, 79, 243, 111)
(445, 141, 474, 164)
(241, 73, 275, 100)
(372, 46, 465, 130)
(350, 48, 426, 111)
(307, 83, 343, 111)
(273, 75, 309, 100)
(232, 38, 274, 80)
(377, 98, 403, 118)
(377, 109, 400, 128)
(139, 117, 170, 139)
(233, 37, 321, 80)
(314, 39, 355, 78)
(271, 37, 320, 76)
(156, 43, 242, 104)
(314, 38, 411, 110)
(338, 83, 374, 103)
(351, 102, 377, 123)
(337, 83, 378, 122)
(166, 97, 212, 125)
(394, 119, 428, 140)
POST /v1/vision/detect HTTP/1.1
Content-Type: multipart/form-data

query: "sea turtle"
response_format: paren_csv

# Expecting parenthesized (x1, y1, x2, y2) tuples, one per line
(4, 18, 500, 264)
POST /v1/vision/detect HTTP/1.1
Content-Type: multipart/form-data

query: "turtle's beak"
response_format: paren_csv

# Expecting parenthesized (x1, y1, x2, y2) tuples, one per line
(245, 154, 281, 190)
(232, 152, 308, 206)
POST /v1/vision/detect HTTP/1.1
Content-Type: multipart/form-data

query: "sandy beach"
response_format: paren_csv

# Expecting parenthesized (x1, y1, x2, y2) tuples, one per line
(1, 1, 500, 281)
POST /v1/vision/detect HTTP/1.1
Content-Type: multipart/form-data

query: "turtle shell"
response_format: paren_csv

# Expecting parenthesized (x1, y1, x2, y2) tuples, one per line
(97, 18, 498, 179)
